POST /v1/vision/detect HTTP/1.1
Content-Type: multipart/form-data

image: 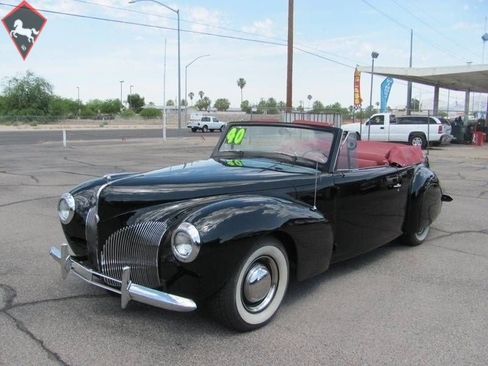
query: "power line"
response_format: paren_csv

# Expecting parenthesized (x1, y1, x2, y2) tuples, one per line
(360, 0, 470, 63)
(391, 0, 480, 59)
(0, 1, 360, 69)
(69, 0, 361, 67)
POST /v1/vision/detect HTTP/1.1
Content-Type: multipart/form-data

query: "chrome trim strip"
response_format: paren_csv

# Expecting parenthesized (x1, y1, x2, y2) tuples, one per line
(49, 243, 197, 312)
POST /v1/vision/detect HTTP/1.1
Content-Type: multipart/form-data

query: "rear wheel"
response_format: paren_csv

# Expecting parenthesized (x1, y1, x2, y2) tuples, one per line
(409, 134, 427, 149)
(206, 237, 289, 332)
(191, 128, 197, 133)
(401, 225, 430, 246)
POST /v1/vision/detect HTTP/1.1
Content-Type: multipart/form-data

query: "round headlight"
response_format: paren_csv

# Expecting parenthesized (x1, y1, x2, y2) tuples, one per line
(58, 193, 75, 224)
(171, 222, 201, 263)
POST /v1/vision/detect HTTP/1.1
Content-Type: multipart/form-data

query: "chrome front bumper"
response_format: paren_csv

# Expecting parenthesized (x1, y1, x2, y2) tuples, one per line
(49, 243, 197, 312)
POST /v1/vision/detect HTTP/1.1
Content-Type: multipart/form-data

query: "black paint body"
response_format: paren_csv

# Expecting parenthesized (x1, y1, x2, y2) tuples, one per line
(60, 123, 446, 302)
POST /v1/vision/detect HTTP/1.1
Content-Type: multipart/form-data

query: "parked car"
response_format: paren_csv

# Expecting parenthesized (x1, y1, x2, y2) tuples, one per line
(342, 113, 453, 148)
(187, 116, 226, 132)
(50, 121, 452, 331)
(395, 115, 452, 147)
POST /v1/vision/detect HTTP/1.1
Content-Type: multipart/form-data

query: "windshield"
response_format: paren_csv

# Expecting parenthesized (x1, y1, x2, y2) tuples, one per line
(214, 123, 335, 168)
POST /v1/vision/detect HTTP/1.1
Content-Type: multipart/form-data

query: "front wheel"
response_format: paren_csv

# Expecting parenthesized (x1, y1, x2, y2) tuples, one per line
(207, 238, 289, 332)
(202, 125, 209, 133)
(401, 225, 430, 246)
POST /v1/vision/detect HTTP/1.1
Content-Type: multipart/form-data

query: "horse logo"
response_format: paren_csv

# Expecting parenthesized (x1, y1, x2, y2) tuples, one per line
(1, 0, 47, 60)
(10, 19, 39, 44)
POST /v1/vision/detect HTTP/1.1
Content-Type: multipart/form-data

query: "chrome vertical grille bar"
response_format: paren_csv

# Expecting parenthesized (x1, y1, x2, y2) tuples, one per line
(100, 222, 167, 288)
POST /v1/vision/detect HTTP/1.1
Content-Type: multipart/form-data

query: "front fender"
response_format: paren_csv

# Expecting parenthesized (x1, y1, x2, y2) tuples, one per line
(163, 195, 333, 301)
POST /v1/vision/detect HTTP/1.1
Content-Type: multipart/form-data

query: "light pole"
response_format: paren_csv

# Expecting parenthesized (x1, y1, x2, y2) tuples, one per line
(76, 86, 80, 118)
(185, 54, 210, 123)
(129, 84, 134, 110)
(119, 80, 124, 109)
(368, 51, 379, 141)
(482, 31, 488, 118)
(129, 0, 181, 136)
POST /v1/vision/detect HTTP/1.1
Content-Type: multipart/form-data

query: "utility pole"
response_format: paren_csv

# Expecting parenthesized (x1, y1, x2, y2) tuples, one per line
(286, 0, 294, 112)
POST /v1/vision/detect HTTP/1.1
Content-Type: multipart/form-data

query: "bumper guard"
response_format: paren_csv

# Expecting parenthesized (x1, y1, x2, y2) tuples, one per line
(49, 243, 197, 312)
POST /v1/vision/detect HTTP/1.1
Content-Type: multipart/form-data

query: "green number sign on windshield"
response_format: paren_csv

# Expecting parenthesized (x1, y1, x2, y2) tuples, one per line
(226, 127, 246, 145)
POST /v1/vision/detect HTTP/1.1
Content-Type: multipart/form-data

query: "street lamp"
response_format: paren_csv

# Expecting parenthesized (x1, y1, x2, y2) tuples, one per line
(129, 0, 181, 136)
(368, 51, 379, 141)
(129, 84, 134, 110)
(185, 54, 210, 123)
(119, 80, 124, 109)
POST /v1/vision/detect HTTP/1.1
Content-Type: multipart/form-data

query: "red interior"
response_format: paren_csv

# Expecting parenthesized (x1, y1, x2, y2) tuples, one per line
(337, 141, 425, 169)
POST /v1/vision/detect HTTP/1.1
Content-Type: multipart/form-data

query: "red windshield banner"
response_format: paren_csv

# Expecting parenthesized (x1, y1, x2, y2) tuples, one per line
(354, 67, 362, 108)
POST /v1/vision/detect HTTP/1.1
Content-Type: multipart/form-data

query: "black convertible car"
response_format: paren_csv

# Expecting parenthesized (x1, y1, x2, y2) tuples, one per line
(50, 121, 452, 331)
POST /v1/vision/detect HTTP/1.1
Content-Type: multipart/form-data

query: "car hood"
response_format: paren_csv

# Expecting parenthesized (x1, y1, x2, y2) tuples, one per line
(97, 158, 317, 214)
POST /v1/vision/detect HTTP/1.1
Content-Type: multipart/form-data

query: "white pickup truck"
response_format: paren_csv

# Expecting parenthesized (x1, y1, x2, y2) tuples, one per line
(187, 116, 226, 133)
(342, 113, 453, 148)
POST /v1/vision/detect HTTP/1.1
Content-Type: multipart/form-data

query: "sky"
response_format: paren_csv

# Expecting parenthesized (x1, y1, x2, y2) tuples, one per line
(1, 0, 487, 112)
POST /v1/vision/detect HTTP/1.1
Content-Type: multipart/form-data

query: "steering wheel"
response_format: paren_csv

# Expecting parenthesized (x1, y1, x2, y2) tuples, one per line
(302, 149, 328, 162)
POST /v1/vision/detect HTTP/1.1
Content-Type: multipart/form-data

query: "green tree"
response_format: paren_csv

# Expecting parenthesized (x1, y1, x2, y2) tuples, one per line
(324, 102, 349, 116)
(198, 91, 204, 100)
(276, 101, 285, 112)
(139, 107, 161, 119)
(49, 96, 79, 117)
(214, 98, 230, 111)
(240, 100, 251, 113)
(312, 100, 325, 112)
(166, 99, 175, 106)
(127, 93, 145, 112)
(85, 99, 121, 115)
(188, 92, 194, 106)
(237, 78, 246, 103)
(2, 70, 54, 116)
(120, 109, 136, 118)
(195, 96, 211, 111)
(307, 94, 312, 108)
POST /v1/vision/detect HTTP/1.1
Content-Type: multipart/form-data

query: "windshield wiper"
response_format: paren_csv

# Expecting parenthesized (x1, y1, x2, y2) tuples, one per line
(218, 150, 245, 156)
(272, 151, 298, 163)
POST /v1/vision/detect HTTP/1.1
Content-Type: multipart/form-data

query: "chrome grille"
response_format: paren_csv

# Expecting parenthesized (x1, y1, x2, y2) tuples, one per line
(100, 222, 167, 288)
(85, 207, 99, 270)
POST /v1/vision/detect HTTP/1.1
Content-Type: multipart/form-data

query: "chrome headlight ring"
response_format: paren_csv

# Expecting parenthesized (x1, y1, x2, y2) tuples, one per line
(171, 222, 201, 263)
(58, 192, 76, 224)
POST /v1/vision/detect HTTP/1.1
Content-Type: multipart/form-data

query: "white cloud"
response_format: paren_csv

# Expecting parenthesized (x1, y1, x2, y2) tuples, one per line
(242, 18, 274, 38)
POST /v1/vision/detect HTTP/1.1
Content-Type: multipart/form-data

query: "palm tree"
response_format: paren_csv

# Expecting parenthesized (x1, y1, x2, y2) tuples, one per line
(198, 90, 204, 100)
(237, 78, 246, 104)
(188, 92, 194, 106)
(307, 94, 312, 108)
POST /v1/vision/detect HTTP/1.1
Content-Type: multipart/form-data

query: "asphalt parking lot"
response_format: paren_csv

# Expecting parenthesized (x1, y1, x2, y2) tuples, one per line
(1, 131, 487, 365)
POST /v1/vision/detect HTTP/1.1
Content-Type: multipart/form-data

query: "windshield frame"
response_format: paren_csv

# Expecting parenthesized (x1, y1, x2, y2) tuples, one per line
(211, 121, 342, 172)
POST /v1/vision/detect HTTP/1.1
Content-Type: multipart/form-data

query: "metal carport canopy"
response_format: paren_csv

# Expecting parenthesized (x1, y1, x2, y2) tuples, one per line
(357, 64, 488, 93)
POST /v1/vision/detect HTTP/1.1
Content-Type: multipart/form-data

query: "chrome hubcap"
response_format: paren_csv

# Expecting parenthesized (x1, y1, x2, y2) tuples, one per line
(244, 264, 271, 303)
(242, 257, 278, 313)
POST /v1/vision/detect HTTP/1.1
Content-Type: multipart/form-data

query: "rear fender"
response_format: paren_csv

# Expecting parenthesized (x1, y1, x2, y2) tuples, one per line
(403, 165, 444, 233)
